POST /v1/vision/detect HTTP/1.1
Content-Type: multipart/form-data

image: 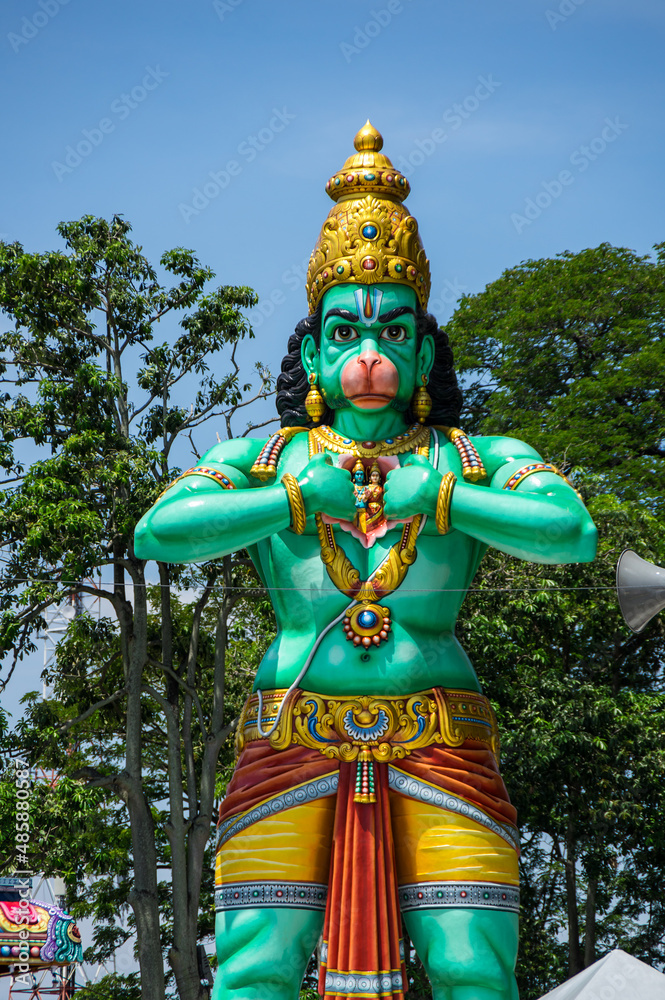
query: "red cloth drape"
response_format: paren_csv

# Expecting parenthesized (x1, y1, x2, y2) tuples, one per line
(398, 744, 517, 829)
(320, 761, 406, 1000)
(219, 741, 334, 823)
(217, 739, 517, 1000)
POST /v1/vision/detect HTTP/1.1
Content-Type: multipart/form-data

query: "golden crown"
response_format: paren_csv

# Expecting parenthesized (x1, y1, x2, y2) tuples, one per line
(306, 121, 431, 314)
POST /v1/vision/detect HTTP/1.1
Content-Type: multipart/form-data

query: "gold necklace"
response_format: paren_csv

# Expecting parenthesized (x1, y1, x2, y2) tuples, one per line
(309, 428, 430, 649)
(309, 422, 430, 458)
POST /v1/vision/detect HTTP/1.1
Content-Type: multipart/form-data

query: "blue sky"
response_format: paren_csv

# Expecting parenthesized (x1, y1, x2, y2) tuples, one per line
(1, 0, 664, 714)
(3, 0, 664, 340)
(0, 4, 663, 984)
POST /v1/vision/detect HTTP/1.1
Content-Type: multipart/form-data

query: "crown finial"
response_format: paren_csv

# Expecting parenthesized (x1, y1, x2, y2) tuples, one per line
(325, 121, 410, 205)
(354, 120, 383, 153)
(310, 123, 430, 314)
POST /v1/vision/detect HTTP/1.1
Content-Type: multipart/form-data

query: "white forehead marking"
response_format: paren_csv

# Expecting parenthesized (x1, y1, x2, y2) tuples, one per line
(353, 287, 383, 327)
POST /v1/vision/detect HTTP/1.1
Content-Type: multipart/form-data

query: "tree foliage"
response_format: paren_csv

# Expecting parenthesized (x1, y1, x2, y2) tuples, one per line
(2, 229, 664, 1000)
(458, 488, 665, 997)
(447, 243, 665, 514)
(0, 215, 275, 1000)
(447, 243, 665, 997)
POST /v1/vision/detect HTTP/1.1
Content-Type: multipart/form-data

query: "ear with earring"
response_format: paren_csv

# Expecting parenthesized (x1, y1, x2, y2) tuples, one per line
(305, 372, 326, 424)
(411, 374, 432, 424)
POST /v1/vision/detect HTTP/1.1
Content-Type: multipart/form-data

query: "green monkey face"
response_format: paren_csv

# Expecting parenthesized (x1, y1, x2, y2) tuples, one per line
(301, 283, 434, 415)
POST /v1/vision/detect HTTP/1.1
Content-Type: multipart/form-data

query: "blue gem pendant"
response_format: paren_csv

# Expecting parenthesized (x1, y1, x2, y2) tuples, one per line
(343, 602, 391, 649)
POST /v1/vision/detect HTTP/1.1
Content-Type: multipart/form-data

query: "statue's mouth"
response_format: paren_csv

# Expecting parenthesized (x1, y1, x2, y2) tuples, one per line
(340, 352, 399, 407)
(348, 391, 395, 408)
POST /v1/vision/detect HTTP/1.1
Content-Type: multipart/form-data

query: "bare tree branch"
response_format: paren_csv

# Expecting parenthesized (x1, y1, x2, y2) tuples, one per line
(240, 416, 279, 437)
(70, 765, 131, 793)
(141, 682, 170, 714)
(146, 661, 209, 741)
(58, 689, 127, 733)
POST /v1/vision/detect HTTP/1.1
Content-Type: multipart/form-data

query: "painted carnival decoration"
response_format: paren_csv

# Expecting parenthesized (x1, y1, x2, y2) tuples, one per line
(0, 888, 82, 975)
(136, 122, 597, 1000)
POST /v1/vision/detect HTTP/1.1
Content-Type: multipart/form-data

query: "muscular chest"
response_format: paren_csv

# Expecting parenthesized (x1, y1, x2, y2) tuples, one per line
(260, 521, 482, 625)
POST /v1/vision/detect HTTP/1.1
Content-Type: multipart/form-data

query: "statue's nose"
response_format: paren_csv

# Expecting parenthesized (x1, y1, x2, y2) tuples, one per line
(357, 349, 381, 374)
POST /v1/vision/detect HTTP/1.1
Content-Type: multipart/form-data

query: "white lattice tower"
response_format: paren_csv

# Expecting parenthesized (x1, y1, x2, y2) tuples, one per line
(42, 583, 100, 701)
(6, 963, 76, 1000)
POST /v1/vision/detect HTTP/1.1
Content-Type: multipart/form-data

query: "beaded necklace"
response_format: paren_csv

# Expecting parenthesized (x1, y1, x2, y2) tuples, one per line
(309, 427, 431, 649)
(309, 421, 430, 459)
(249, 422, 485, 483)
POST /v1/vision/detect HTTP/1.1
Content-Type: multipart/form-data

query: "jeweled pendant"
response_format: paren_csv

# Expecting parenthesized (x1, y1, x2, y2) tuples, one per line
(343, 602, 391, 648)
(411, 378, 432, 424)
(305, 375, 326, 424)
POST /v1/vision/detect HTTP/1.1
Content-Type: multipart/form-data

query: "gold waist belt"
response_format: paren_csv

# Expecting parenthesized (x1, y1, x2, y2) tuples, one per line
(237, 687, 499, 763)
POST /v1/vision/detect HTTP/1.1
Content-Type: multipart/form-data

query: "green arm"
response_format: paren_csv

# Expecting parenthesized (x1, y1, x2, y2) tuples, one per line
(134, 439, 358, 565)
(450, 479, 597, 564)
(134, 468, 291, 563)
(449, 437, 597, 564)
(134, 438, 292, 564)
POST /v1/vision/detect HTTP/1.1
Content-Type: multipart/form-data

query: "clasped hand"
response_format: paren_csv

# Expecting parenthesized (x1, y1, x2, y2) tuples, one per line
(297, 453, 441, 522)
(298, 453, 357, 521)
(383, 455, 441, 521)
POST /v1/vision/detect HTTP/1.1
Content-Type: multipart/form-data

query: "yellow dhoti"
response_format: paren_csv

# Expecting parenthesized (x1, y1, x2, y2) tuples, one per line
(215, 688, 519, 1000)
(216, 763, 518, 909)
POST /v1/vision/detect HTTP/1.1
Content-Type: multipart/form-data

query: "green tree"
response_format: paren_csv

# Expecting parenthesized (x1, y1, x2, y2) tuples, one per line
(447, 243, 665, 513)
(0, 215, 275, 1000)
(458, 489, 665, 997)
(446, 243, 665, 995)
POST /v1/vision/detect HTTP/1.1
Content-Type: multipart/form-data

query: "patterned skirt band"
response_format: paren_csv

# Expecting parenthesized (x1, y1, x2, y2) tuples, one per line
(236, 686, 500, 762)
(220, 688, 518, 1000)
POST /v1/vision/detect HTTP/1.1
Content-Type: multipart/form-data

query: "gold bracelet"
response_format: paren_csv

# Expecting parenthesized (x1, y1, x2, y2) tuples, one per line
(435, 472, 456, 535)
(281, 473, 307, 535)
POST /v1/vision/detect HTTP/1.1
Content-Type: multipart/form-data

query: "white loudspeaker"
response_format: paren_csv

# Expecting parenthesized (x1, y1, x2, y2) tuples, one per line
(616, 549, 665, 633)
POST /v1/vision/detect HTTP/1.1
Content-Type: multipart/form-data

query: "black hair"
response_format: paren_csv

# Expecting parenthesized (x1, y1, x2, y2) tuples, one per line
(275, 301, 463, 428)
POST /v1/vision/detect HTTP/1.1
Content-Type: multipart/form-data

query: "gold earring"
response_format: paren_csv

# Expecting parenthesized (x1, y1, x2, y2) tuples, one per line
(305, 373, 326, 424)
(412, 375, 432, 424)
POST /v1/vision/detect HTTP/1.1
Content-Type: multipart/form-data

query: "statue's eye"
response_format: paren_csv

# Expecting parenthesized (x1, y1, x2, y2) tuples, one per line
(380, 325, 407, 342)
(333, 325, 359, 342)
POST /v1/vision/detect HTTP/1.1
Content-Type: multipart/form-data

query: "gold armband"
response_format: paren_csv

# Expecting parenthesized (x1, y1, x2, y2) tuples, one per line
(503, 462, 563, 490)
(435, 426, 487, 482)
(281, 473, 307, 535)
(154, 466, 236, 504)
(435, 472, 456, 535)
(502, 461, 584, 501)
